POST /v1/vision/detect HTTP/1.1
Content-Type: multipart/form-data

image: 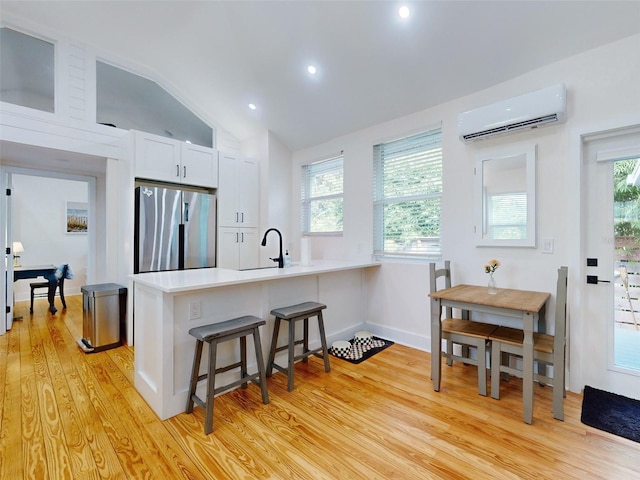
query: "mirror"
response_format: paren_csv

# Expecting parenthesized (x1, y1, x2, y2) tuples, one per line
(475, 145, 536, 247)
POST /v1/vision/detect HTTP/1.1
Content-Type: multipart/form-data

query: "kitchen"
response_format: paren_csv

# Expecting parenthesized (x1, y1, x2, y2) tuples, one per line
(2, 0, 640, 446)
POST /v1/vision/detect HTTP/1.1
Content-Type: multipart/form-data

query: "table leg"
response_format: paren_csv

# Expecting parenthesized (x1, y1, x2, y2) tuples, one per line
(430, 298, 442, 391)
(522, 312, 534, 424)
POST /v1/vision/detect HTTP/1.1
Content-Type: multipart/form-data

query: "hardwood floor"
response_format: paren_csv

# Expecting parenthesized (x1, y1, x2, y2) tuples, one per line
(1, 296, 638, 479)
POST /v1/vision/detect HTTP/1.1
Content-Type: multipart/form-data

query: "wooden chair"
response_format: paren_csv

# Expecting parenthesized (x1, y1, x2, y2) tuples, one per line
(489, 266, 568, 421)
(429, 262, 498, 396)
(30, 263, 69, 314)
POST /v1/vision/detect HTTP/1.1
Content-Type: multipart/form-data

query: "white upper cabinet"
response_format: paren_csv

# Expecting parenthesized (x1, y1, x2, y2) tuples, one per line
(217, 152, 259, 228)
(133, 130, 218, 188)
(181, 142, 218, 187)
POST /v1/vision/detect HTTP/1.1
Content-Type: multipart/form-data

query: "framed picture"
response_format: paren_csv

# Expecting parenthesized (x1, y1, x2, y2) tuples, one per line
(66, 201, 88, 234)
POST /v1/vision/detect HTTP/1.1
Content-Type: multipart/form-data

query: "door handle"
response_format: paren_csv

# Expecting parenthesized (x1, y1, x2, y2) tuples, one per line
(587, 275, 611, 284)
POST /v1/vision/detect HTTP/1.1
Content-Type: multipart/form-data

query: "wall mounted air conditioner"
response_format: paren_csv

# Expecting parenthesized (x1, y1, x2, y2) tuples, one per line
(457, 83, 566, 143)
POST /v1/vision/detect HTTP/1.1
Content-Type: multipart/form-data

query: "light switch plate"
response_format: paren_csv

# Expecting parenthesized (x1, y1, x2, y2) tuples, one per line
(542, 238, 554, 254)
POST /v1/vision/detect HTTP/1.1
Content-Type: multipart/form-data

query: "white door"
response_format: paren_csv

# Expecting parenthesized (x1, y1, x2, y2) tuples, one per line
(2, 170, 15, 333)
(582, 125, 640, 399)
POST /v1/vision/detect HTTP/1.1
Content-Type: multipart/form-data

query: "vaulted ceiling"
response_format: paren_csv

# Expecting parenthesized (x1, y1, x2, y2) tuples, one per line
(2, 1, 640, 151)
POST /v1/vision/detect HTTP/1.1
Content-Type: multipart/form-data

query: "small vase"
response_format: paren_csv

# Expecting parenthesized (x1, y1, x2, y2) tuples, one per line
(487, 273, 497, 294)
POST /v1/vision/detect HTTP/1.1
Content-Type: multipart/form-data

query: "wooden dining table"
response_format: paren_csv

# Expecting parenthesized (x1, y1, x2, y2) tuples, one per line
(429, 284, 550, 424)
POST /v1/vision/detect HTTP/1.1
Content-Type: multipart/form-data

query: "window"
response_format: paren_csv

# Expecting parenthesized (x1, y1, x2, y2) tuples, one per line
(96, 61, 214, 148)
(0, 28, 55, 113)
(301, 155, 344, 234)
(373, 128, 442, 258)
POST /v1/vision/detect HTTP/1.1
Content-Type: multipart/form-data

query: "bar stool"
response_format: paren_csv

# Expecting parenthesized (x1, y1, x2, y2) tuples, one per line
(186, 315, 270, 435)
(267, 301, 331, 391)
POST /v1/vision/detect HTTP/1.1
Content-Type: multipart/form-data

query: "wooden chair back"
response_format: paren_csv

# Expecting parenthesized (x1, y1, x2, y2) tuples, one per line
(429, 261, 452, 318)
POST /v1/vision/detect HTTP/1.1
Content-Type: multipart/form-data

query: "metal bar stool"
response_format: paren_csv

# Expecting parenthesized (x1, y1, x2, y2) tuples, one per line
(267, 301, 331, 391)
(186, 315, 270, 434)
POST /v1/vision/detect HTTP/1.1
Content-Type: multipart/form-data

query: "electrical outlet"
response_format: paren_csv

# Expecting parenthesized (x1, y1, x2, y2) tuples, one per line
(189, 301, 201, 320)
(542, 238, 554, 254)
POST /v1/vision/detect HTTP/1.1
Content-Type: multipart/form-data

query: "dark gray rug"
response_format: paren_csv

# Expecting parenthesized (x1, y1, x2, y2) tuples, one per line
(581, 385, 640, 443)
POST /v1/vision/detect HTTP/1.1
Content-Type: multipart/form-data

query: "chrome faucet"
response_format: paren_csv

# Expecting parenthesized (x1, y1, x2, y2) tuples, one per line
(261, 228, 284, 268)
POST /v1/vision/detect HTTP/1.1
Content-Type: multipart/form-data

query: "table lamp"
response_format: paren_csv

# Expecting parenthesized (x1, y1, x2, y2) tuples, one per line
(13, 241, 24, 267)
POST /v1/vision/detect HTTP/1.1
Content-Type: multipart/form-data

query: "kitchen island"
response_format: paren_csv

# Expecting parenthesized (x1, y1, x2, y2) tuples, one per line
(131, 259, 380, 420)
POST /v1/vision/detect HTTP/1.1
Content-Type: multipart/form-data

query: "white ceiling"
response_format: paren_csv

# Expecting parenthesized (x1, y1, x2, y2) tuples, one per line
(2, 1, 640, 152)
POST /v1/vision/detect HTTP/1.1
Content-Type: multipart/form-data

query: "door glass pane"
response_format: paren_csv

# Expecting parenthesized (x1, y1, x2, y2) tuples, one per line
(0, 28, 55, 112)
(613, 158, 640, 370)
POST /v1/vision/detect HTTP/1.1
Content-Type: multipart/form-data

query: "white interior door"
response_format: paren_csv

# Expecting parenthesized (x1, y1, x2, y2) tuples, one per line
(2, 170, 15, 333)
(582, 125, 640, 400)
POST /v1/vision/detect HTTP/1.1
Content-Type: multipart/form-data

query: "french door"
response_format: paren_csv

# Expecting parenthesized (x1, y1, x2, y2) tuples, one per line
(582, 125, 640, 399)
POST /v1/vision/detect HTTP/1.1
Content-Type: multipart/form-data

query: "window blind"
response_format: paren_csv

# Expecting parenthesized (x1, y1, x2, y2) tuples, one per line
(373, 128, 442, 257)
(487, 192, 527, 239)
(301, 155, 344, 234)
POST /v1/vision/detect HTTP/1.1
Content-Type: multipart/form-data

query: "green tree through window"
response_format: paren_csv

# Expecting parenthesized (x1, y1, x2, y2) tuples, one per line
(373, 128, 442, 257)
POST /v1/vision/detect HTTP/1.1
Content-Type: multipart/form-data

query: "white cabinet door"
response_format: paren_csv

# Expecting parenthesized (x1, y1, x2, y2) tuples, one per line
(217, 227, 259, 270)
(217, 227, 241, 269)
(217, 152, 260, 228)
(134, 131, 181, 183)
(181, 143, 218, 188)
(134, 131, 218, 188)
(238, 157, 259, 228)
(218, 153, 240, 227)
(238, 228, 259, 270)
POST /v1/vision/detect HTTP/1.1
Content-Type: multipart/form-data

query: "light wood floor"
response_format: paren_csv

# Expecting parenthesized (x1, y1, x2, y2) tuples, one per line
(1, 296, 639, 479)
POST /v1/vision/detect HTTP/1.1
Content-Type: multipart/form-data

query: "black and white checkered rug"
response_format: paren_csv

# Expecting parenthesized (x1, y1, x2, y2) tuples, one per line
(329, 336, 394, 364)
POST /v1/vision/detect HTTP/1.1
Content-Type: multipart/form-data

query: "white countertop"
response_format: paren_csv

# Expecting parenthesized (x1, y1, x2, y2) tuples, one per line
(130, 259, 380, 293)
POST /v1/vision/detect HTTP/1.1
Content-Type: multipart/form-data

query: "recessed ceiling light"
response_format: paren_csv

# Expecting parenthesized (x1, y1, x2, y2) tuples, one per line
(248, 103, 257, 110)
(399, 5, 410, 19)
(307, 65, 317, 75)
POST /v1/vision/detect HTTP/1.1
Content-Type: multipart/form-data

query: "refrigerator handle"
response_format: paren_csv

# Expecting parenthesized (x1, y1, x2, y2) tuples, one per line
(184, 203, 189, 222)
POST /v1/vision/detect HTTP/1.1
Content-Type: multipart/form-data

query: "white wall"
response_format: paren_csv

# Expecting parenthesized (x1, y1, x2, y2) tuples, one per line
(12, 174, 88, 300)
(290, 34, 640, 392)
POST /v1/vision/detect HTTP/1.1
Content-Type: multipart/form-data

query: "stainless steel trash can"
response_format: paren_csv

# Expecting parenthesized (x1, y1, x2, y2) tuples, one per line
(78, 283, 127, 353)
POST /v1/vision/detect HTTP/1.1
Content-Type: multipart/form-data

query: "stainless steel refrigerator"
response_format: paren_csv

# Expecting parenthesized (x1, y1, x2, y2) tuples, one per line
(134, 184, 216, 273)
